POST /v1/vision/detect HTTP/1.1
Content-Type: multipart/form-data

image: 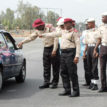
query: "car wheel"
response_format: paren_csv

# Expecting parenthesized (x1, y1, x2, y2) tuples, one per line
(15, 64, 26, 83)
(0, 69, 3, 91)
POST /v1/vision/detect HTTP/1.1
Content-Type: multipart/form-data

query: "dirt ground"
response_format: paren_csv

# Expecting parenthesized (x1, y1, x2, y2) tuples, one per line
(9, 30, 34, 37)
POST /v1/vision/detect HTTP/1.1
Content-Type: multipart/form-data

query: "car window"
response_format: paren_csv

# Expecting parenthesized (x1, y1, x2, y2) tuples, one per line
(0, 33, 7, 49)
(4, 33, 15, 50)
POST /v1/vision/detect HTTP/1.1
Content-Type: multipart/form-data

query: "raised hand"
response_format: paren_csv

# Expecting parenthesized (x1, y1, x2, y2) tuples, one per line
(17, 42, 23, 48)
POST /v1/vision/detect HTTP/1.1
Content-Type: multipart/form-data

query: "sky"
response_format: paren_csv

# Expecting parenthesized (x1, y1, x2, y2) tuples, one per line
(0, 0, 107, 25)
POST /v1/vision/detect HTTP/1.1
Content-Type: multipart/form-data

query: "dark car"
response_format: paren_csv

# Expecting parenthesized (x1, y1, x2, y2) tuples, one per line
(0, 30, 26, 91)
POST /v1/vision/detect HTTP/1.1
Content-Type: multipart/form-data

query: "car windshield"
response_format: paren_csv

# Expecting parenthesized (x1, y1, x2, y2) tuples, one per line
(0, 33, 7, 50)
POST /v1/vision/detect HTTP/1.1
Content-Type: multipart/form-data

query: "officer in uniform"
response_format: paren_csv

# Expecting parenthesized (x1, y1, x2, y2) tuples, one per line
(83, 18, 99, 90)
(41, 18, 80, 97)
(18, 19, 60, 89)
(80, 20, 91, 86)
(94, 12, 107, 92)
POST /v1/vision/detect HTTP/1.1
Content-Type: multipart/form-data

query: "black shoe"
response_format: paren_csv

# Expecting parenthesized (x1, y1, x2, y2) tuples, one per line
(39, 84, 49, 89)
(59, 91, 71, 96)
(50, 84, 58, 89)
(91, 84, 98, 90)
(88, 83, 94, 89)
(99, 88, 107, 92)
(69, 91, 80, 97)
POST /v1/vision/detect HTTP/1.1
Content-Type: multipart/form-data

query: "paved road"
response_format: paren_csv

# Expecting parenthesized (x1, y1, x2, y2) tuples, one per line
(0, 37, 107, 107)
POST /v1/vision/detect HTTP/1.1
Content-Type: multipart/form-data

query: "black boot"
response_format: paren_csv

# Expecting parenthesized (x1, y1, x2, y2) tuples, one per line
(50, 84, 58, 89)
(69, 91, 80, 97)
(91, 84, 98, 90)
(59, 91, 71, 96)
(39, 83, 49, 89)
(88, 83, 94, 89)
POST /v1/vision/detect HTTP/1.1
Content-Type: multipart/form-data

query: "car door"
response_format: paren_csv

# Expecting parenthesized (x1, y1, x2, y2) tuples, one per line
(0, 32, 13, 78)
(3, 33, 22, 76)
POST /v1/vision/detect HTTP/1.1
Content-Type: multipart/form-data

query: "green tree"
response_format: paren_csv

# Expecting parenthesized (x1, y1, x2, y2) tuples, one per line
(47, 11, 59, 26)
(16, 0, 45, 29)
(0, 0, 60, 30)
(0, 8, 15, 29)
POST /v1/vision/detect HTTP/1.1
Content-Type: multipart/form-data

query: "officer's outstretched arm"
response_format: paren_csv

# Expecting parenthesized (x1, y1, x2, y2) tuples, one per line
(42, 31, 62, 38)
(21, 32, 38, 44)
(18, 32, 38, 48)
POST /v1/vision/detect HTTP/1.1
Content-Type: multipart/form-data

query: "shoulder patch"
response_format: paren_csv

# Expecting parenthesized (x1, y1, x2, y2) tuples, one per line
(73, 28, 78, 32)
(69, 28, 78, 33)
(46, 24, 53, 28)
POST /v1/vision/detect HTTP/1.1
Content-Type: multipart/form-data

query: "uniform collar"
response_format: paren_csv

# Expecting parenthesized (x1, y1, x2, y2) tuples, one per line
(88, 28, 96, 31)
(65, 28, 74, 33)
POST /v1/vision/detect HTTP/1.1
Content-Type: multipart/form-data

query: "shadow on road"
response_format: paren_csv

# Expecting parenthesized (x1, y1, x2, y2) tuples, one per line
(0, 78, 43, 100)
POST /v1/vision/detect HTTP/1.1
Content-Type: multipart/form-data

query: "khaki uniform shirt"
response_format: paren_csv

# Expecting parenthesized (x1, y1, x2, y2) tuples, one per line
(55, 26, 63, 42)
(42, 29, 80, 58)
(22, 25, 59, 52)
(83, 28, 97, 44)
(96, 24, 107, 44)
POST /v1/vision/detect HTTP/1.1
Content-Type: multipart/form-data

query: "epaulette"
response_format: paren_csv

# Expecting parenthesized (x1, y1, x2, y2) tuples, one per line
(69, 28, 78, 33)
(73, 28, 78, 33)
(46, 24, 53, 29)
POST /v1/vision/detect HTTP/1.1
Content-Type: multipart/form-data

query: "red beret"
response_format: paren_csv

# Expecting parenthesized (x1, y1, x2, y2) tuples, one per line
(64, 18, 73, 23)
(32, 19, 45, 28)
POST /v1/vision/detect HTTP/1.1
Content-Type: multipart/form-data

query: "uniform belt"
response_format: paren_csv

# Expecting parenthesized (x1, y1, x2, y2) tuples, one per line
(102, 43, 107, 46)
(44, 45, 53, 49)
(88, 44, 96, 47)
(61, 48, 76, 53)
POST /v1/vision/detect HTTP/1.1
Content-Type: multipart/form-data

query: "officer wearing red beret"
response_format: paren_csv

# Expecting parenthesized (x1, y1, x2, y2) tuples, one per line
(18, 19, 60, 89)
(41, 18, 80, 97)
